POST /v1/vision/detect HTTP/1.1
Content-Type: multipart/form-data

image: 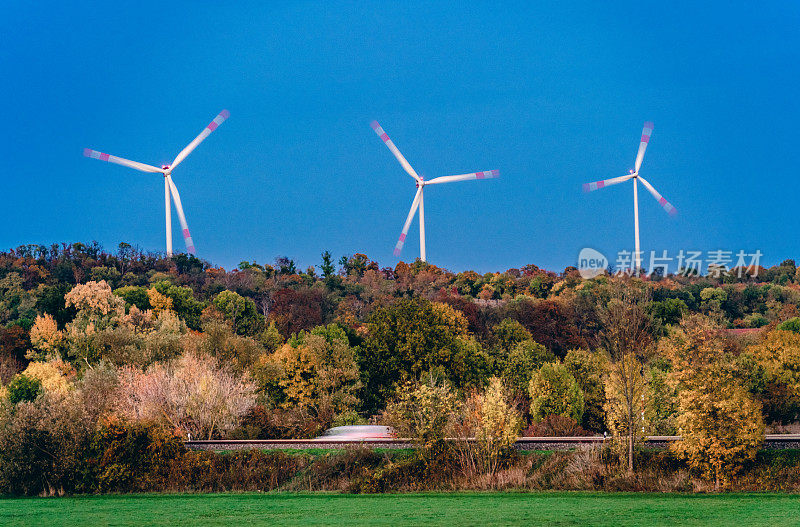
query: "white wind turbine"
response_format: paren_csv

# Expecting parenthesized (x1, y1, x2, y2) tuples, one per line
(582, 122, 677, 275)
(84, 110, 229, 257)
(370, 121, 499, 262)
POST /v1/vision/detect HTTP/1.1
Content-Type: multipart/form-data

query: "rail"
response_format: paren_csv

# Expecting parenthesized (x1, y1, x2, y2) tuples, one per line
(185, 434, 800, 451)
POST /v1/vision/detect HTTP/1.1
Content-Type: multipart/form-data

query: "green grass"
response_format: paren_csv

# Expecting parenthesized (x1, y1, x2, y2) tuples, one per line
(2, 492, 800, 526)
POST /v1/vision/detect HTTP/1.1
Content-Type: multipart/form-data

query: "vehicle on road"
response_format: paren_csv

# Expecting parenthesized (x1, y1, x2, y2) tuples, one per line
(312, 425, 395, 441)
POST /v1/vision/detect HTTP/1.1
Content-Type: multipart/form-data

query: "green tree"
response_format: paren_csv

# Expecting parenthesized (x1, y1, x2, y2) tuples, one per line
(114, 286, 151, 311)
(500, 339, 554, 397)
(492, 319, 532, 351)
(528, 362, 584, 423)
(320, 251, 336, 279)
(212, 290, 263, 336)
(777, 317, 800, 334)
(564, 348, 606, 432)
(358, 298, 487, 414)
(151, 280, 205, 329)
(7, 374, 42, 404)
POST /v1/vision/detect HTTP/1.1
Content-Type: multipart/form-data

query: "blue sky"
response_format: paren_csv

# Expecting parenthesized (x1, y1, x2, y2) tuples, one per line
(2, 2, 799, 273)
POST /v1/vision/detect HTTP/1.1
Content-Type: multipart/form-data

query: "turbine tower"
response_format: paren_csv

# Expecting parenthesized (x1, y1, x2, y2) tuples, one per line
(583, 122, 676, 275)
(84, 110, 229, 256)
(370, 121, 499, 262)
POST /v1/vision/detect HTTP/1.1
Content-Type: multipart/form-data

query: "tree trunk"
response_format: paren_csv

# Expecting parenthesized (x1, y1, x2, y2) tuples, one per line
(628, 429, 634, 474)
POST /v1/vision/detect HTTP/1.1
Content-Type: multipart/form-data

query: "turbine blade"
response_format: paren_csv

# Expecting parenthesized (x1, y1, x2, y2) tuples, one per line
(425, 170, 499, 185)
(582, 174, 634, 192)
(83, 149, 164, 174)
(638, 176, 677, 216)
(393, 187, 423, 256)
(370, 121, 421, 181)
(170, 109, 230, 170)
(166, 176, 197, 254)
(634, 121, 654, 173)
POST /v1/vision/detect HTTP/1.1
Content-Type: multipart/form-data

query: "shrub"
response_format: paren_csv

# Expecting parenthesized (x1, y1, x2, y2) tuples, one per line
(383, 374, 459, 444)
(523, 415, 589, 437)
(89, 420, 185, 493)
(453, 377, 523, 479)
(777, 317, 800, 334)
(6, 374, 42, 404)
(117, 352, 256, 439)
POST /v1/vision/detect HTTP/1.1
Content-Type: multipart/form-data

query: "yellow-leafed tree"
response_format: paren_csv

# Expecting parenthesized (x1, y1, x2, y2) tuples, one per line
(662, 314, 764, 490)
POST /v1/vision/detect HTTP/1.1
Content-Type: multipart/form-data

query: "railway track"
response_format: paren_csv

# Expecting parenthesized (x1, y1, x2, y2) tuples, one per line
(186, 434, 800, 451)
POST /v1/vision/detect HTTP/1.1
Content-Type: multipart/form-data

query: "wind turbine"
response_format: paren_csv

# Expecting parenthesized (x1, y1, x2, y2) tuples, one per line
(370, 121, 499, 262)
(83, 110, 230, 257)
(582, 121, 676, 275)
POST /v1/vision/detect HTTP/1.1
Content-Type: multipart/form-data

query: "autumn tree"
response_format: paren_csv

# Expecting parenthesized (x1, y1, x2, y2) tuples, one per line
(117, 352, 256, 439)
(28, 313, 65, 360)
(261, 324, 361, 420)
(563, 348, 606, 432)
(741, 329, 800, 423)
(452, 377, 523, 479)
(599, 285, 653, 474)
(383, 373, 459, 444)
(662, 314, 765, 490)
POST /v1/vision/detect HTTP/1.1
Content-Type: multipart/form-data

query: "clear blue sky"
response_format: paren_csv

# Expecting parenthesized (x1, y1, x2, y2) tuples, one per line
(3, 2, 799, 273)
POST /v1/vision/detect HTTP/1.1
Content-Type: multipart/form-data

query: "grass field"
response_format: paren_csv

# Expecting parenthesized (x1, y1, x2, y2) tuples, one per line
(2, 492, 800, 526)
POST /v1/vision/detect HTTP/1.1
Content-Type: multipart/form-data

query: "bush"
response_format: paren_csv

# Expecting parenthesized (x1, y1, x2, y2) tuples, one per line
(6, 374, 42, 404)
(382, 374, 459, 444)
(452, 377, 523, 480)
(777, 317, 800, 334)
(523, 415, 589, 437)
(89, 420, 185, 493)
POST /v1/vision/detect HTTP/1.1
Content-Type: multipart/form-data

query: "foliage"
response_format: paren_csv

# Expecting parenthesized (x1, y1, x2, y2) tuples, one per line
(212, 290, 262, 335)
(522, 414, 589, 437)
(777, 317, 800, 334)
(563, 348, 606, 432)
(117, 352, 257, 439)
(741, 329, 800, 423)
(28, 313, 65, 360)
(453, 377, 523, 478)
(599, 286, 653, 473)
(261, 324, 361, 419)
(358, 298, 486, 414)
(528, 362, 584, 423)
(663, 315, 765, 489)
(6, 374, 42, 404)
(21, 360, 73, 397)
(499, 339, 554, 398)
(383, 374, 459, 444)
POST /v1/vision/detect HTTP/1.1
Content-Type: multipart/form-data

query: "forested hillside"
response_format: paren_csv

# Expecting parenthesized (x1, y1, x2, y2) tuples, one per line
(2, 241, 800, 493)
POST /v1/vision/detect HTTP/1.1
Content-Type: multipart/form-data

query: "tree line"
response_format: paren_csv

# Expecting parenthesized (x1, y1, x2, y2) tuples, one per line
(1, 242, 800, 492)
